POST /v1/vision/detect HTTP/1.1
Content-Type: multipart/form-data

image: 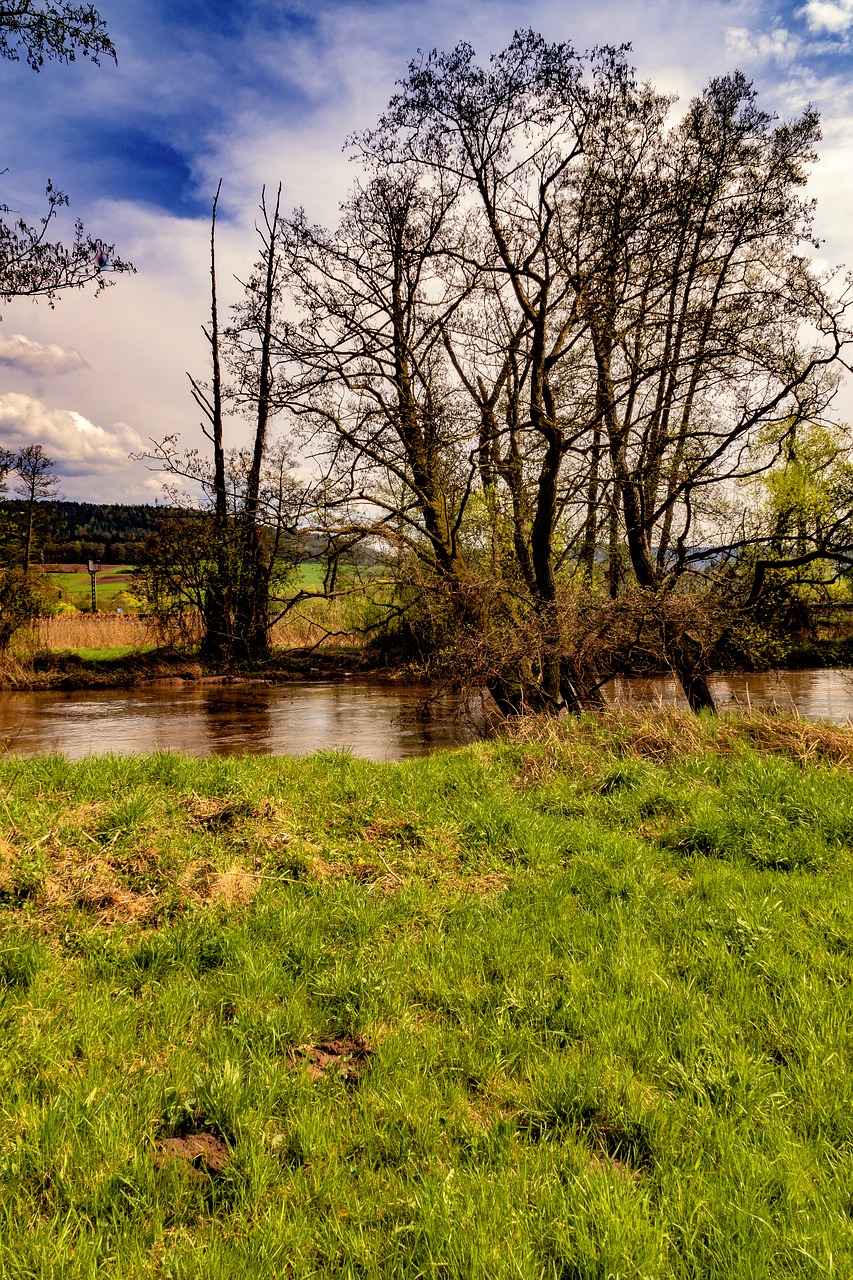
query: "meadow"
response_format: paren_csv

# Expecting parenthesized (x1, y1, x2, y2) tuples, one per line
(34, 563, 371, 659)
(47, 567, 139, 614)
(0, 711, 851, 1278)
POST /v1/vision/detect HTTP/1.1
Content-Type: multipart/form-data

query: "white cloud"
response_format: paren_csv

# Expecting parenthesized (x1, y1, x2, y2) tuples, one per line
(0, 333, 89, 378)
(0, 392, 144, 478)
(800, 1, 853, 34)
(725, 25, 802, 63)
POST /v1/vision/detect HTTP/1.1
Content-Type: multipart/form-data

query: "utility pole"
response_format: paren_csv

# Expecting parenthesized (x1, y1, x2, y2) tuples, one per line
(88, 559, 100, 613)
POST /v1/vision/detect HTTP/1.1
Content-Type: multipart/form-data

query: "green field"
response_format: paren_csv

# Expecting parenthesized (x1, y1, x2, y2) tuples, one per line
(1, 713, 851, 1277)
(46, 567, 139, 612)
(43, 563, 348, 613)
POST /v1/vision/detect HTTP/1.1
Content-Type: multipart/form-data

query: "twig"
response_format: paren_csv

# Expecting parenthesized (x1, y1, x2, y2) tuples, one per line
(23, 831, 53, 854)
(373, 850, 403, 883)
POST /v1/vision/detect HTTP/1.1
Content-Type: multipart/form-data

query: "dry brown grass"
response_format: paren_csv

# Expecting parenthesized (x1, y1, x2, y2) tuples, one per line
(506, 706, 853, 769)
(21, 596, 368, 654)
(270, 596, 367, 648)
(205, 863, 259, 907)
(42, 855, 154, 924)
(33, 613, 160, 652)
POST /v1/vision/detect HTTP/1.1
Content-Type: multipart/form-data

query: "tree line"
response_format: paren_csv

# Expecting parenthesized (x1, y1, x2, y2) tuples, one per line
(0, 497, 185, 564)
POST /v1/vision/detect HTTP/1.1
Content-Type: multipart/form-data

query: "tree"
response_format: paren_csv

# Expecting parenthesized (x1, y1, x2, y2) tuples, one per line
(274, 32, 852, 713)
(1, 2, 131, 308)
(138, 188, 339, 663)
(0, 2, 113, 67)
(0, 564, 51, 649)
(0, 436, 55, 650)
(14, 441, 58, 570)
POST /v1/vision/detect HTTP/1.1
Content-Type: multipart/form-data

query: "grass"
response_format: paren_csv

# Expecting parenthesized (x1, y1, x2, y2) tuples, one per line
(34, 614, 159, 655)
(41, 563, 374, 619)
(46, 567, 139, 613)
(0, 711, 851, 1277)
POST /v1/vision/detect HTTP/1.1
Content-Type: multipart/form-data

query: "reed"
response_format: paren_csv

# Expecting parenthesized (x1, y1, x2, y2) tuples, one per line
(270, 595, 368, 648)
(8, 596, 366, 657)
(33, 612, 159, 652)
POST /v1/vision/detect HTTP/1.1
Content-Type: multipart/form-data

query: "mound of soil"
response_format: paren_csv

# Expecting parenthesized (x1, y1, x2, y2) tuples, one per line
(155, 1132, 230, 1175)
(293, 1036, 372, 1082)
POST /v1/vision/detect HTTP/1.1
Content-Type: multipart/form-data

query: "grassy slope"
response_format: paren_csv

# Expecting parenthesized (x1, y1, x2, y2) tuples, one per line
(43, 563, 348, 616)
(0, 712, 851, 1278)
(47, 569, 137, 612)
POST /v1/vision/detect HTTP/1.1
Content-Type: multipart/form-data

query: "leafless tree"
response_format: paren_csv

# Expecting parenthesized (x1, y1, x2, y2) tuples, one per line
(1, 1, 131, 309)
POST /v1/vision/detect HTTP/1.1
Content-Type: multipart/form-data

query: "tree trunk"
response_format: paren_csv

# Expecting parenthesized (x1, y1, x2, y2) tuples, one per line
(23, 499, 34, 575)
(665, 625, 716, 713)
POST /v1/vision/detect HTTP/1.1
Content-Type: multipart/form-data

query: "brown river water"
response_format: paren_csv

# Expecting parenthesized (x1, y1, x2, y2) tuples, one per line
(0, 669, 851, 762)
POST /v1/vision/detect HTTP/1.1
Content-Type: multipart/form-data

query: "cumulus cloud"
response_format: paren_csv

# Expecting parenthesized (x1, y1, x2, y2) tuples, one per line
(0, 333, 89, 378)
(800, 1, 853, 34)
(725, 25, 802, 63)
(0, 393, 144, 477)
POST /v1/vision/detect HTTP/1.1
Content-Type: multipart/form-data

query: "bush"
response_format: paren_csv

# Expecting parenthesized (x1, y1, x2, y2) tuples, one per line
(0, 568, 53, 650)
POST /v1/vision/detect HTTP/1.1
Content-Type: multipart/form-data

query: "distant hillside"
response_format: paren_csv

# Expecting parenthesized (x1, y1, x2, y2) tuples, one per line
(0, 501, 336, 567)
(0, 501, 181, 565)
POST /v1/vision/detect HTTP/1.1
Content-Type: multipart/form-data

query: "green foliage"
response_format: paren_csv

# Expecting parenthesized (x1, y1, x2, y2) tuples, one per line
(0, 566, 53, 649)
(731, 420, 853, 642)
(0, 500, 181, 566)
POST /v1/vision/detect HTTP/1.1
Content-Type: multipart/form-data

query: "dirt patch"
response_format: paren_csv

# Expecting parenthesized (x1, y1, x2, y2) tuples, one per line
(362, 818, 426, 849)
(575, 1112, 654, 1173)
(519, 1106, 654, 1174)
(155, 1132, 230, 1175)
(73, 879, 151, 922)
(186, 793, 275, 831)
(586, 1148, 637, 1180)
(292, 1036, 371, 1083)
(311, 858, 399, 889)
(466, 872, 510, 895)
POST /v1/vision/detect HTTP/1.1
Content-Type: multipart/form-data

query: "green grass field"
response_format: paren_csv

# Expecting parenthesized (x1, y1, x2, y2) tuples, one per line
(43, 563, 353, 614)
(1, 712, 851, 1277)
(46, 567, 139, 612)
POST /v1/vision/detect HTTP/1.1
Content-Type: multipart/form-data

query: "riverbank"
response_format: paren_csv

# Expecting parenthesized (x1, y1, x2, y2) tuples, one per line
(0, 644, 394, 691)
(4, 633, 853, 693)
(1, 711, 850, 1277)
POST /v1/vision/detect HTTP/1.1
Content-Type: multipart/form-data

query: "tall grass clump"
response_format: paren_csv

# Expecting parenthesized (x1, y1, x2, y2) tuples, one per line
(34, 613, 160, 653)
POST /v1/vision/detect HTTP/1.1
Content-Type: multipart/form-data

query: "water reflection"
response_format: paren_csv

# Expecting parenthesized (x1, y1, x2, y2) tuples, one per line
(0, 669, 851, 761)
(603, 668, 853, 724)
(0, 680, 488, 762)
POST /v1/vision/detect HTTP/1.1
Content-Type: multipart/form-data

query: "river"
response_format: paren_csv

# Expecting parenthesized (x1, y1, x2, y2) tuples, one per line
(0, 669, 851, 762)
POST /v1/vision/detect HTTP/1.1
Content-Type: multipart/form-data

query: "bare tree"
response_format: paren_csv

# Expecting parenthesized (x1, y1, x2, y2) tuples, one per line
(139, 188, 337, 663)
(0, 2, 114, 67)
(277, 33, 852, 713)
(14, 442, 58, 571)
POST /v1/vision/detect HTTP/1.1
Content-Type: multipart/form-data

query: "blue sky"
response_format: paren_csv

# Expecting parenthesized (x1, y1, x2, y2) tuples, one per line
(1, 0, 852, 499)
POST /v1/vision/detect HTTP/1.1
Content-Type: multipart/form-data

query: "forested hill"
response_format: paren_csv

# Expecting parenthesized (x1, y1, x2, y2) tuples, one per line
(0, 501, 179, 564)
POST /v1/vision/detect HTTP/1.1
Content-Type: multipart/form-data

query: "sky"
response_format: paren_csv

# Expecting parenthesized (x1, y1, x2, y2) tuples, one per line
(1, 0, 852, 502)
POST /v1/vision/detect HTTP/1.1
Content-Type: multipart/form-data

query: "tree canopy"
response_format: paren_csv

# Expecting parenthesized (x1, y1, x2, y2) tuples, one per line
(266, 32, 852, 711)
